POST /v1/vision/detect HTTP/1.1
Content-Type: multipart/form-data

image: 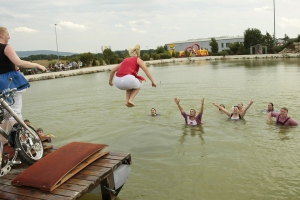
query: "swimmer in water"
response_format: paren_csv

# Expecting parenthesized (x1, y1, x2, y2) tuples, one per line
(150, 108, 157, 116)
(174, 97, 204, 125)
(268, 107, 299, 126)
(213, 103, 241, 120)
(218, 104, 225, 113)
(237, 100, 254, 117)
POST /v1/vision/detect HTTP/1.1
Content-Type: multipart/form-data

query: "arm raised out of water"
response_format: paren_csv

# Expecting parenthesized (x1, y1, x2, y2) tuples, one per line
(174, 98, 184, 113)
(212, 102, 231, 116)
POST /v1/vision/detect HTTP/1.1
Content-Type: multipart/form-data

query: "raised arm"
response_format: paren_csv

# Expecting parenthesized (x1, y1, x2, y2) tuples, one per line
(108, 64, 121, 86)
(5, 45, 46, 71)
(240, 100, 254, 118)
(138, 58, 157, 87)
(212, 102, 231, 116)
(199, 98, 204, 114)
(174, 98, 184, 113)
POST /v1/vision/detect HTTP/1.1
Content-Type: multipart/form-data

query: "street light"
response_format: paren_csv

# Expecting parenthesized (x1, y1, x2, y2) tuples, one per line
(55, 24, 59, 61)
(273, 0, 276, 46)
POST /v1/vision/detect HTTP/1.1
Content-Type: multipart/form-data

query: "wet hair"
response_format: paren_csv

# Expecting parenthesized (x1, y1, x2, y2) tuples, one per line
(151, 108, 156, 113)
(0, 27, 7, 34)
(281, 107, 288, 112)
(36, 128, 43, 132)
(219, 104, 225, 110)
(269, 102, 274, 108)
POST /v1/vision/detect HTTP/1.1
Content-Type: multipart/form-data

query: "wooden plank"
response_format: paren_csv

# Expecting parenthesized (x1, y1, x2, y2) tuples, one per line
(72, 167, 111, 183)
(49, 188, 82, 198)
(58, 183, 88, 192)
(89, 162, 116, 168)
(64, 178, 94, 187)
(78, 168, 109, 176)
(0, 185, 70, 200)
(108, 152, 130, 156)
(0, 192, 41, 200)
(84, 165, 110, 170)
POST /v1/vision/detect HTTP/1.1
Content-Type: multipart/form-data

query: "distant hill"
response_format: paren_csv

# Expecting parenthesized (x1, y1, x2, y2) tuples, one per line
(16, 50, 78, 57)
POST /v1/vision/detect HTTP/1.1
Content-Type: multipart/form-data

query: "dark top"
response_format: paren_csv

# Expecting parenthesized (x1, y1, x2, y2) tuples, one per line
(0, 44, 15, 74)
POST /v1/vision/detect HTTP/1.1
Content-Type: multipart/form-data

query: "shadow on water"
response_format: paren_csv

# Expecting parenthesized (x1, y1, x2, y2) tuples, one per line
(179, 124, 205, 145)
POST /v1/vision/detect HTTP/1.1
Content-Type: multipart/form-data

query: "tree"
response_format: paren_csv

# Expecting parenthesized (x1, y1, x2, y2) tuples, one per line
(244, 28, 263, 51)
(237, 44, 245, 55)
(142, 53, 150, 61)
(79, 52, 94, 67)
(209, 38, 219, 54)
(156, 46, 165, 54)
(262, 32, 275, 53)
(103, 48, 114, 64)
(228, 42, 241, 55)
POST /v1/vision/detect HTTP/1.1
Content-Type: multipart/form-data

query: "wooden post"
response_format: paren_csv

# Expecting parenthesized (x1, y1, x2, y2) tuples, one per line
(100, 173, 116, 200)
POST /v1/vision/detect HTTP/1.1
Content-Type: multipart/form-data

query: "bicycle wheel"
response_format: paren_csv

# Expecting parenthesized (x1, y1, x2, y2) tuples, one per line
(14, 125, 44, 165)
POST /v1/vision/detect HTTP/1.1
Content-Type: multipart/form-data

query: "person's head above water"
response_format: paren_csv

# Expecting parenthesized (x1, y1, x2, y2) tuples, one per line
(238, 102, 243, 110)
(233, 106, 239, 114)
(219, 104, 225, 110)
(151, 108, 156, 116)
(189, 109, 196, 117)
(279, 107, 288, 118)
(268, 103, 274, 111)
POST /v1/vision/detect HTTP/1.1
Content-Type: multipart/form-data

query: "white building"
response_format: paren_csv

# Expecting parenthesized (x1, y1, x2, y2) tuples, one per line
(166, 36, 244, 52)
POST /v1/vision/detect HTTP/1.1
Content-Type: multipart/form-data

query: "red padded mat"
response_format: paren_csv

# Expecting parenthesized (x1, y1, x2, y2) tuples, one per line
(11, 141, 108, 191)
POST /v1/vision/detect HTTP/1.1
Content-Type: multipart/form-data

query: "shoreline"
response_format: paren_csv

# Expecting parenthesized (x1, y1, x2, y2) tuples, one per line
(25, 53, 300, 82)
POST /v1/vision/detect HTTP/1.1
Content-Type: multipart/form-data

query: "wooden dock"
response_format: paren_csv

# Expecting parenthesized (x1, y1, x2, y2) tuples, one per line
(0, 147, 131, 200)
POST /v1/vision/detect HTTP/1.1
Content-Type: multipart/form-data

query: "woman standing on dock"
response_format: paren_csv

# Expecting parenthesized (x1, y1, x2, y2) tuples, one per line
(0, 26, 46, 138)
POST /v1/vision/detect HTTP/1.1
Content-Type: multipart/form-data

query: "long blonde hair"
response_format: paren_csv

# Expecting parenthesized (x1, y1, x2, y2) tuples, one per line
(0, 26, 7, 34)
(129, 44, 140, 57)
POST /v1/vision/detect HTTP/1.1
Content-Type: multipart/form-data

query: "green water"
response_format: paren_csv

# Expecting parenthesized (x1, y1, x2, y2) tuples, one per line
(23, 58, 300, 199)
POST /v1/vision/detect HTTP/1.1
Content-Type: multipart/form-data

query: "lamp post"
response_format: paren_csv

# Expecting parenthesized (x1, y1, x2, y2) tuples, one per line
(273, 0, 276, 46)
(55, 24, 59, 61)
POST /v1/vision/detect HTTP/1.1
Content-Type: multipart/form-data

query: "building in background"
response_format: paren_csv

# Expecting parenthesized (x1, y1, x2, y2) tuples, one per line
(165, 36, 244, 53)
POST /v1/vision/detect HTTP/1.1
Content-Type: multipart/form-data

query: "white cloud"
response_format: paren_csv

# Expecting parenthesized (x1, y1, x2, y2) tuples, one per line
(13, 27, 37, 33)
(131, 27, 145, 33)
(115, 23, 124, 28)
(161, 26, 180, 30)
(254, 6, 271, 13)
(129, 19, 152, 26)
(58, 21, 87, 30)
(279, 17, 300, 29)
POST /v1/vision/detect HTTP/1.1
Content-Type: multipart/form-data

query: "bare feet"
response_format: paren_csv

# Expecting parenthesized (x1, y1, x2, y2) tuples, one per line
(125, 103, 134, 107)
(128, 101, 135, 107)
(125, 101, 135, 107)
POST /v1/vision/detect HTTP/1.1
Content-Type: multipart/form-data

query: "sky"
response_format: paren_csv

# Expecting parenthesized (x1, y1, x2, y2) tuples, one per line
(0, 0, 299, 53)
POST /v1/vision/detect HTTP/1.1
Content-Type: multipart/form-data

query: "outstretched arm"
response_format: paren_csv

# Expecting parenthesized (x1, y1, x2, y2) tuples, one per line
(212, 102, 231, 116)
(267, 112, 272, 122)
(240, 100, 254, 118)
(109, 64, 121, 86)
(5, 45, 46, 71)
(174, 98, 184, 113)
(138, 58, 157, 87)
(199, 98, 204, 114)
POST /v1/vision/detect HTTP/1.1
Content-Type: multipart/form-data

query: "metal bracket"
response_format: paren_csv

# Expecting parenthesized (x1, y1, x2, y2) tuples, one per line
(0, 148, 21, 177)
(103, 185, 117, 194)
